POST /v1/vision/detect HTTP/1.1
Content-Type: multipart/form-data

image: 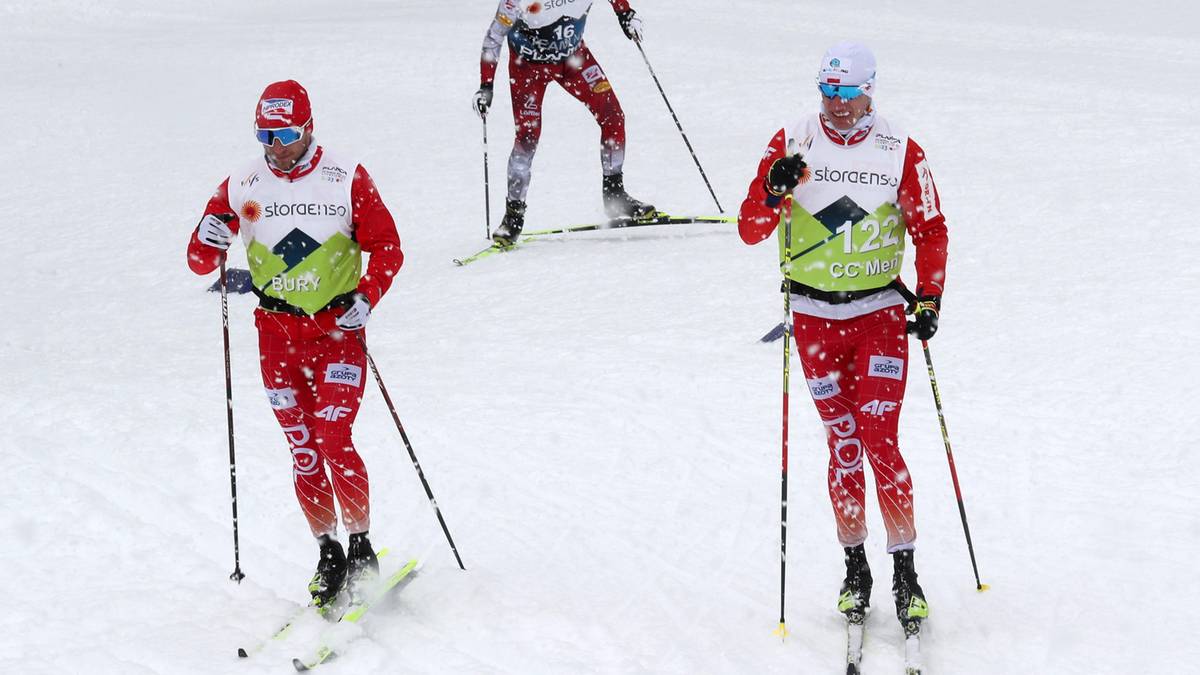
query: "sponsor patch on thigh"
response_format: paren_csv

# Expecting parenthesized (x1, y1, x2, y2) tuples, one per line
(324, 363, 363, 387)
(807, 375, 841, 400)
(266, 387, 298, 409)
(867, 355, 904, 380)
(582, 64, 605, 85)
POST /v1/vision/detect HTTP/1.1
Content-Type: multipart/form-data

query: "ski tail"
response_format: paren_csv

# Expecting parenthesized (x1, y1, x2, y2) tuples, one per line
(845, 617, 864, 674)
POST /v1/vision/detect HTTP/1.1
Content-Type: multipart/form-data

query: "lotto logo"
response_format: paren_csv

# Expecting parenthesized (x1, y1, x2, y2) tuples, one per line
(266, 387, 297, 410)
(868, 355, 904, 381)
(324, 363, 363, 387)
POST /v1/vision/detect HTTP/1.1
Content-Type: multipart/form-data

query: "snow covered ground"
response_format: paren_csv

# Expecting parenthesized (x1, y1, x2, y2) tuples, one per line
(3, 0, 1199, 672)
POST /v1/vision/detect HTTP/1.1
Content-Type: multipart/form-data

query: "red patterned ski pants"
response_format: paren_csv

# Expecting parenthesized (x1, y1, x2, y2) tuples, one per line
(795, 306, 917, 552)
(506, 44, 627, 200)
(255, 309, 371, 538)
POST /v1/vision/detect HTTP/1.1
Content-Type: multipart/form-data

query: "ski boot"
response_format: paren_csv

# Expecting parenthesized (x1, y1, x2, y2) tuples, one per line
(892, 549, 929, 636)
(602, 172, 656, 220)
(837, 544, 873, 625)
(346, 531, 380, 606)
(308, 535, 347, 615)
(491, 199, 526, 247)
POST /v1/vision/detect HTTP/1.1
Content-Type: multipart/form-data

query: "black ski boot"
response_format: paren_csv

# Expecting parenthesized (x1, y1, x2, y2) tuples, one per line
(346, 531, 380, 605)
(602, 172, 656, 220)
(892, 549, 929, 635)
(837, 544, 873, 624)
(308, 535, 347, 612)
(492, 199, 526, 246)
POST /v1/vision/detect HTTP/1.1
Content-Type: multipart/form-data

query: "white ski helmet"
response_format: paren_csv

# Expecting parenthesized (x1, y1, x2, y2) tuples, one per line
(817, 41, 877, 97)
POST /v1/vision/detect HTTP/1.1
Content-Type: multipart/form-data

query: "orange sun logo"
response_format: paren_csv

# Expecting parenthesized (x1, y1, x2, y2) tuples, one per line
(241, 200, 262, 223)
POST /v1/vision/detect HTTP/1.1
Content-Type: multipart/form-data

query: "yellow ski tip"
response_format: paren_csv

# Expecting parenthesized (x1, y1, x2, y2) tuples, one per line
(773, 622, 789, 640)
(977, 583, 991, 592)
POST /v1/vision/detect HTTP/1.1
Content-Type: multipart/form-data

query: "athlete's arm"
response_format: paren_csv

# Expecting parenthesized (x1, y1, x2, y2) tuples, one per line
(737, 128, 789, 245)
(481, 0, 520, 86)
(897, 138, 948, 297)
(187, 177, 241, 275)
(350, 165, 404, 307)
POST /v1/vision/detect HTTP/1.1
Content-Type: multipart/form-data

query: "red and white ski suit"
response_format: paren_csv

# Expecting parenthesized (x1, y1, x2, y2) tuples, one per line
(187, 144, 403, 539)
(480, 0, 635, 200)
(739, 114, 948, 552)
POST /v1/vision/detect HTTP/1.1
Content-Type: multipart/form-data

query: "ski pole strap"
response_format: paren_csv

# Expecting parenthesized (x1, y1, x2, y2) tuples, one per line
(781, 278, 913, 306)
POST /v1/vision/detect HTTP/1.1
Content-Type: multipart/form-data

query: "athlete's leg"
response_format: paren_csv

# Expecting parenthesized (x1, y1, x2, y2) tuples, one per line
(507, 54, 553, 201)
(256, 312, 338, 538)
(310, 331, 371, 535)
(850, 307, 916, 552)
(557, 46, 626, 176)
(795, 312, 870, 547)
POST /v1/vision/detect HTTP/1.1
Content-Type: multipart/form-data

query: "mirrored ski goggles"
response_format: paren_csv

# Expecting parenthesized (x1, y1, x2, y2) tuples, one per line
(818, 82, 868, 100)
(254, 125, 306, 146)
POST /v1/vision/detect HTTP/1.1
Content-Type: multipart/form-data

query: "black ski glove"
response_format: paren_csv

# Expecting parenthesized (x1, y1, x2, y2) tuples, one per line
(765, 154, 807, 196)
(906, 296, 941, 340)
(616, 10, 643, 41)
(473, 82, 494, 118)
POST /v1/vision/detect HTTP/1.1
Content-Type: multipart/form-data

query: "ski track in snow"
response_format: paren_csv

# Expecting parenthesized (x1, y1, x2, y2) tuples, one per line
(3, 1, 1199, 673)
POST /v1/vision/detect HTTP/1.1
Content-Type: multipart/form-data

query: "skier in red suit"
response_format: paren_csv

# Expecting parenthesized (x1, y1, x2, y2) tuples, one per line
(473, 0, 656, 245)
(187, 80, 403, 611)
(738, 43, 949, 636)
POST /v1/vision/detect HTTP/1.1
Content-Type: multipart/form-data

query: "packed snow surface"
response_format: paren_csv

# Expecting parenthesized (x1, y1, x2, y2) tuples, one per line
(3, 1, 1198, 672)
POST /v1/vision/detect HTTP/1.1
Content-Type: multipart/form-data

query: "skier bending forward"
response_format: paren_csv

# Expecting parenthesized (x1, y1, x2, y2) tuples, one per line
(473, 0, 656, 245)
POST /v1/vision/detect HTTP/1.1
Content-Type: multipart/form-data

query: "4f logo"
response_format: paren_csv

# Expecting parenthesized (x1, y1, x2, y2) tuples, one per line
(316, 405, 352, 422)
(860, 399, 898, 416)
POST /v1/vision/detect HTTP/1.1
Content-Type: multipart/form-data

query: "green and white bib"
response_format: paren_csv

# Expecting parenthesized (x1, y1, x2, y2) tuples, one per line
(226, 149, 360, 314)
(777, 115, 910, 294)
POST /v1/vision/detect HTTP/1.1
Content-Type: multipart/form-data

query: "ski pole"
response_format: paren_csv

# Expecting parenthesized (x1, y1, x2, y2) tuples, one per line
(633, 39, 724, 213)
(920, 341, 987, 591)
(482, 116, 493, 240)
(775, 196, 794, 638)
(219, 255, 246, 583)
(355, 333, 466, 570)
